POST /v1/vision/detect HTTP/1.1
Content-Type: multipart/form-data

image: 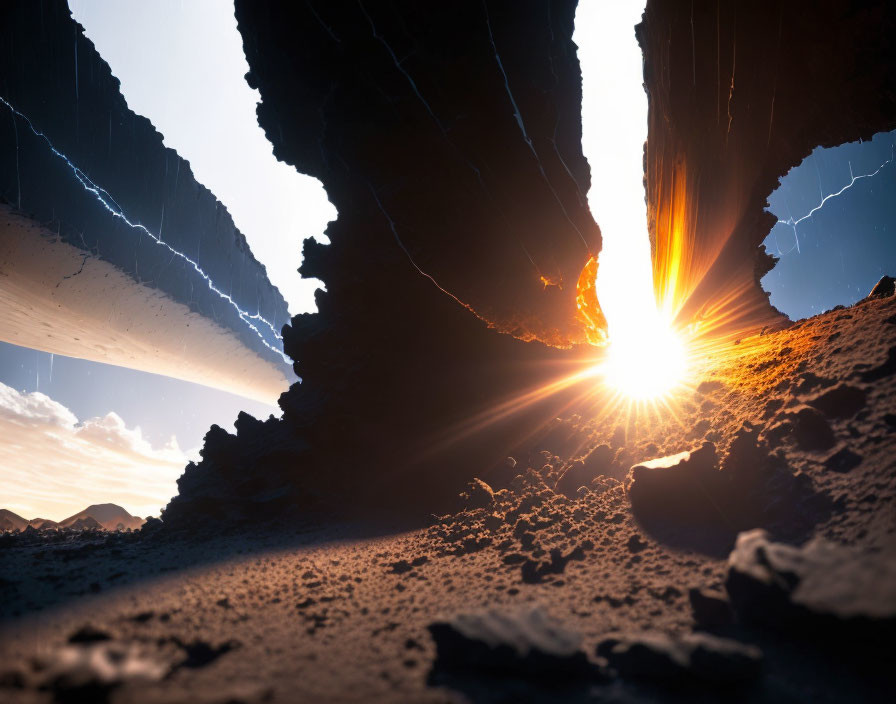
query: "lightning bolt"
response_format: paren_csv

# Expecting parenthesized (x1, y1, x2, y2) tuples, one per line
(356, 0, 492, 193)
(774, 144, 895, 256)
(1, 95, 290, 364)
(356, 3, 547, 280)
(367, 182, 473, 312)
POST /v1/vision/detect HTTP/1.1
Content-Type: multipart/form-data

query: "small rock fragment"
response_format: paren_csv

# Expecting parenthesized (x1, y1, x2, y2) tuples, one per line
(596, 631, 761, 684)
(460, 479, 495, 510)
(428, 608, 593, 680)
(725, 529, 896, 643)
(689, 587, 734, 628)
(868, 274, 896, 297)
(789, 407, 835, 451)
(174, 639, 238, 669)
(823, 447, 862, 473)
(68, 625, 112, 644)
(806, 384, 867, 419)
(626, 535, 649, 554)
(626, 443, 720, 524)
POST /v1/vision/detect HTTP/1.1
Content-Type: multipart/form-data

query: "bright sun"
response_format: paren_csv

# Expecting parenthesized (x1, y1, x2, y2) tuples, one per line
(575, 1, 689, 402)
(603, 319, 688, 400)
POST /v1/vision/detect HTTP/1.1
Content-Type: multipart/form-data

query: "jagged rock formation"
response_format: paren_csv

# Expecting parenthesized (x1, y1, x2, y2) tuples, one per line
(0, 1, 292, 402)
(241, 0, 600, 346)
(641, 0, 896, 335)
(165, 0, 896, 524)
(165, 0, 598, 524)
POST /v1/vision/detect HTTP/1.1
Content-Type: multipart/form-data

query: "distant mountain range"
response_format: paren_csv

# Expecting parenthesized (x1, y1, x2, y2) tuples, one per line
(0, 504, 145, 532)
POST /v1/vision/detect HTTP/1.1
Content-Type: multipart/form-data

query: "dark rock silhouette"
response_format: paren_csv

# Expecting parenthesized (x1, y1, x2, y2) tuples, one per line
(869, 275, 896, 298)
(165, 0, 896, 527)
(725, 529, 896, 646)
(596, 631, 763, 684)
(428, 608, 593, 680)
(164, 0, 601, 526)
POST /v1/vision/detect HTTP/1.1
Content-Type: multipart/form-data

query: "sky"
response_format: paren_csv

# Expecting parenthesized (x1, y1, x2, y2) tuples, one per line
(0, 380, 188, 521)
(761, 130, 896, 320)
(68, 0, 335, 317)
(575, 0, 656, 335)
(1, 0, 335, 521)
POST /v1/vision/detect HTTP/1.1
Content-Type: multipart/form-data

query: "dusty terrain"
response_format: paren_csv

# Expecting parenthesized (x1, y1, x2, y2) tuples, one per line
(1, 292, 894, 703)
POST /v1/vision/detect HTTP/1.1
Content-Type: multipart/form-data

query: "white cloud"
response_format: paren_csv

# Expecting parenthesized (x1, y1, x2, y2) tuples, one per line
(0, 382, 194, 522)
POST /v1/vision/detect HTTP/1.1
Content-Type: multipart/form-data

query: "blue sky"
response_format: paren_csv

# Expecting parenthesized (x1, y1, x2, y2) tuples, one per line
(68, 0, 335, 317)
(762, 130, 896, 320)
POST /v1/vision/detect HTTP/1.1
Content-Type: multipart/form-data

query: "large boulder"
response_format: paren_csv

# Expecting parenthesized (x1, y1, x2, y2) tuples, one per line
(725, 530, 896, 645)
(626, 427, 831, 553)
(427, 608, 594, 681)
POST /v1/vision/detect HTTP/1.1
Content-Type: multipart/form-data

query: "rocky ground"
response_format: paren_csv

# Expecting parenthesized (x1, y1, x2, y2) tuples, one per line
(1, 291, 894, 703)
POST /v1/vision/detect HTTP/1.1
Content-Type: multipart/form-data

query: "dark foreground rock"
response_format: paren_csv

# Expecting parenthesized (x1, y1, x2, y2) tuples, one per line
(625, 426, 831, 554)
(428, 608, 594, 681)
(626, 442, 721, 524)
(725, 530, 896, 645)
(30, 642, 167, 704)
(597, 631, 763, 684)
(689, 588, 734, 628)
(868, 275, 896, 298)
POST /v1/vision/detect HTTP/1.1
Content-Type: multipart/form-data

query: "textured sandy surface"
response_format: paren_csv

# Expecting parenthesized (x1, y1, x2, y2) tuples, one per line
(1, 295, 894, 702)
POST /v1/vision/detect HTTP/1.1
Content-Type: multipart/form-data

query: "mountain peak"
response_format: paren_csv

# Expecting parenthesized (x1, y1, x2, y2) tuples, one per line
(60, 503, 144, 531)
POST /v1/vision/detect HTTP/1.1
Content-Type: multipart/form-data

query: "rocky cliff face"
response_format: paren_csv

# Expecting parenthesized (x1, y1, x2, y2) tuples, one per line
(640, 0, 896, 335)
(164, 0, 896, 525)
(164, 0, 597, 525)
(0, 0, 291, 395)
(240, 0, 599, 348)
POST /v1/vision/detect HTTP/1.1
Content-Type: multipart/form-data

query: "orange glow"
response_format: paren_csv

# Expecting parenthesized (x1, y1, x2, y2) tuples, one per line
(652, 159, 695, 320)
(575, 256, 609, 346)
(540, 274, 562, 290)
